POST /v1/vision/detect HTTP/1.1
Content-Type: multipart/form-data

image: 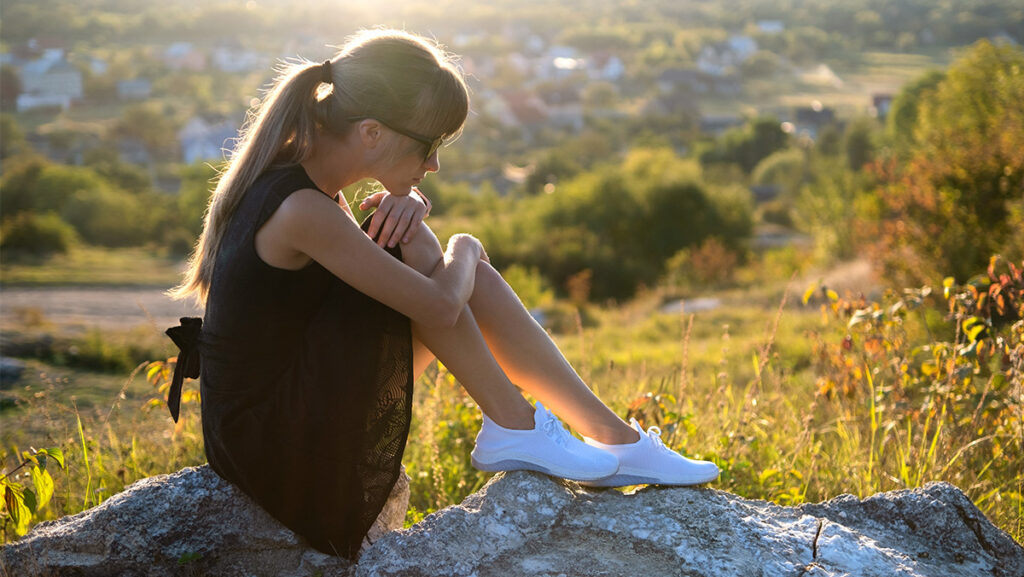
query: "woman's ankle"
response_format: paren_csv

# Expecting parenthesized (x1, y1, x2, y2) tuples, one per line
(587, 421, 641, 445)
(485, 404, 535, 431)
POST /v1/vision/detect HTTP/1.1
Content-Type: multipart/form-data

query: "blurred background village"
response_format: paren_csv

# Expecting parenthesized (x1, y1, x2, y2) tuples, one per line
(0, 0, 1021, 546)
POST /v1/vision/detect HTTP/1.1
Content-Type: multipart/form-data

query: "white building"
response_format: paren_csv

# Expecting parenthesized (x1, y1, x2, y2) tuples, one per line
(178, 117, 240, 163)
(16, 48, 83, 111)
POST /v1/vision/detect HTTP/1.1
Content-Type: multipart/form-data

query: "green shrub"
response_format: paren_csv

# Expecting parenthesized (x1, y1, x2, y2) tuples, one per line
(0, 212, 78, 257)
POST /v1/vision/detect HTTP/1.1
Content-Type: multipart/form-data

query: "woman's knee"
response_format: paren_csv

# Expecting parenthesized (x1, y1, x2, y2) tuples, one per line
(401, 222, 443, 275)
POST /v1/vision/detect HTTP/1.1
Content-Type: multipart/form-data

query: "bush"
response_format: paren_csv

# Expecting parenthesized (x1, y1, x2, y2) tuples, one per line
(664, 237, 739, 291)
(0, 212, 78, 257)
(500, 265, 555, 310)
(752, 148, 806, 200)
(60, 185, 152, 247)
(482, 148, 753, 301)
(870, 41, 1024, 286)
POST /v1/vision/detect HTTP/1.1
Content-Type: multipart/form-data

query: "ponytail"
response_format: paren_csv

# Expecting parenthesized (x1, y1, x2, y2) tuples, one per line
(168, 61, 329, 305)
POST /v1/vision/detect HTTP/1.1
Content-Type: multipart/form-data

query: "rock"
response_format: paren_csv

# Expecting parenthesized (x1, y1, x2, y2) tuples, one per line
(4, 467, 1021, 577)
(0, 357, 26, 389)
(1, 464, 410, 577)
(357, 471, 1024, 577)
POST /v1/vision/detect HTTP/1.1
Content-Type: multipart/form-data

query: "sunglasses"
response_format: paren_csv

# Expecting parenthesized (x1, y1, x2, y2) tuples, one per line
(347, 116, 445, 162)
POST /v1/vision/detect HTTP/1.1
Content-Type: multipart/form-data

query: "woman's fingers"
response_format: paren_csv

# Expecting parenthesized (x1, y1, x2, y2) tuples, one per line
(367, 191, 430, 247)
(389, 207, 417, 247)
(397, 202, 425, 243)
(367, 199, 392, 241)
(359, 191, 388, 211)
(375, 204, 402, 247)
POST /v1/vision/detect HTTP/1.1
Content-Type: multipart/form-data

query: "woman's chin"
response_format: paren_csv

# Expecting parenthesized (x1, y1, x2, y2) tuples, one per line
(384, 183, 414, 195)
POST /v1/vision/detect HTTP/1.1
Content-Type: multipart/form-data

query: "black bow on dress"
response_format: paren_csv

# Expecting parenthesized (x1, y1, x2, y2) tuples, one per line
(165, 317, 202, 422)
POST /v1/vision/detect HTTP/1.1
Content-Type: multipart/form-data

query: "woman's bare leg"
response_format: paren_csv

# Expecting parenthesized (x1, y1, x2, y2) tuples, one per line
(403, 224, 636, 444)
(402, 226, 535, 430)
(468, 262, 639, 445)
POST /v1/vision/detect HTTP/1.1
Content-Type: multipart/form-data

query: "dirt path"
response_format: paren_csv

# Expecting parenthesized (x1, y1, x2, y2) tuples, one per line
(0, 259, 880, 334)
(1, 286, 203, 332)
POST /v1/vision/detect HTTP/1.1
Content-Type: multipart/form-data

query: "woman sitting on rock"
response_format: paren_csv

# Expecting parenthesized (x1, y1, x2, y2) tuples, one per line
(167, 28, 718, 559)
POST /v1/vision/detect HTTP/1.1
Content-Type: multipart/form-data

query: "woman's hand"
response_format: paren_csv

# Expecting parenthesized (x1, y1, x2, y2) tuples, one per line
(360, 188, 432, 248)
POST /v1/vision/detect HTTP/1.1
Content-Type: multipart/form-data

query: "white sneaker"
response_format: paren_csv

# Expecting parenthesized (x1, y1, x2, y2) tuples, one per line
(471, 402, 620, 482)
(581, 419, 719, 487)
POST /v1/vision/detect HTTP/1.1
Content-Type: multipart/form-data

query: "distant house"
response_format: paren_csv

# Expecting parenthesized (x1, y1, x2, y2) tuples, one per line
(178, 116, 239, 163)
(89, 57, 108, 75)
(658, 68, 742, 97)
(16, 48, 82, 111)
(588, 53, 625, 82)
(461, 55, 496, 79)
(119, 136, 151, 166)
(500, 91, 548, 130)
(540, 45, 581, 79)
(990, 31, 1020, 46)
(117, 79, 152, 101)
(211, 40, 268, 73)
(727, 36, 758, 60)
(163, 42, 206, 72)
(872, 94, 894, 120)
(697, 36, 758, 76)
(757, 20, 785, 34)
(478, 89, 520, 128)
(538, 85, 584, 131)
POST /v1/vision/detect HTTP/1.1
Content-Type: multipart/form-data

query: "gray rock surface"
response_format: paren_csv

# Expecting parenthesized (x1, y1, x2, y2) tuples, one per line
(359, 472, 1024, 577)
(3, 467, 1021, 577)
(0, 464, 409, 577)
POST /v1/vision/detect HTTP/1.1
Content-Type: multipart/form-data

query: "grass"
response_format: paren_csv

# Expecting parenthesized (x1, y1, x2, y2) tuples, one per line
(698, 49, 952, 118)
(1, 245, 185, 287)
(1, 271, 1021, 546)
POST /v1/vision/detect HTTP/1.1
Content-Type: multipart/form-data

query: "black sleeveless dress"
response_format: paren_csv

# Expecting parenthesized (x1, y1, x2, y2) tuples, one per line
(166, 164, 413, 559)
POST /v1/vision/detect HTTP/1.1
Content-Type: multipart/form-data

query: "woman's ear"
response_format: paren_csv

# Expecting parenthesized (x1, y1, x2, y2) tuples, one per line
(356, 119, 383, 150)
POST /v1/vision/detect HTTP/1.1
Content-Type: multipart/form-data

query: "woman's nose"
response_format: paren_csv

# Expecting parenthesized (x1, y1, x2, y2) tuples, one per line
(424, 152, 440, 173)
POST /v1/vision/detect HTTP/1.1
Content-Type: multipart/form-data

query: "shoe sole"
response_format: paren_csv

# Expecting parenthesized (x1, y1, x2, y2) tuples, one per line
(471, 455, 617, 482)
(579, 470, 720, 488)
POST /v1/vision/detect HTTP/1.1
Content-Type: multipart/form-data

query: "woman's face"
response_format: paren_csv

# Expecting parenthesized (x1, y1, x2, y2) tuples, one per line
(374, 133, 441, 196)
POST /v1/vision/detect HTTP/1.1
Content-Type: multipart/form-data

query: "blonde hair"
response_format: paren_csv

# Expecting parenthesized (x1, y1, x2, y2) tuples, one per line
(170, 29, 469, 306)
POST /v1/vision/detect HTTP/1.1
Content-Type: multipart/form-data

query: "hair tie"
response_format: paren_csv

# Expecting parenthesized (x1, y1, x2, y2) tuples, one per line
(320, 59, 333, 84)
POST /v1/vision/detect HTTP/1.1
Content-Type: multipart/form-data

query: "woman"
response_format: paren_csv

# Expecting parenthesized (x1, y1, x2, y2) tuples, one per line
(167, 29, 718, 559)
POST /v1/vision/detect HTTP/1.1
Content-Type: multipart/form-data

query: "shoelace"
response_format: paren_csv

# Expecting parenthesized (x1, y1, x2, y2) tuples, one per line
(540, 410, 573, 448)
(631, 418, 672, 453)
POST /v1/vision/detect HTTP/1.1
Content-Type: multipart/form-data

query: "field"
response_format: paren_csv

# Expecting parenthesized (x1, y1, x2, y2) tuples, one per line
(700, 49, 953, 117)
(2, 263, 1020, 544)
(1, 246, 185, 287)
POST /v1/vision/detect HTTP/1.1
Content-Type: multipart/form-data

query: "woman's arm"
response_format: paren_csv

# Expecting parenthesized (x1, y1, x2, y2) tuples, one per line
(267, 188, 481, 327)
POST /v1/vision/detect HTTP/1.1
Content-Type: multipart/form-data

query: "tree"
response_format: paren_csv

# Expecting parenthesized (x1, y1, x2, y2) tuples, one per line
(885, 69, 945, 153)
(870, 41, 1024, 285)
(177, 161, 221, 238)
(843, 117, 876, 171)
(0, 66, 22, 110)
(752, 148, 807, 200)
(700, 117, 788, 174)
(116, 102, 182, 161)
(483, 148, 752, 300)
(0, 156, 154, 247)
(0, 115, 28, 160)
